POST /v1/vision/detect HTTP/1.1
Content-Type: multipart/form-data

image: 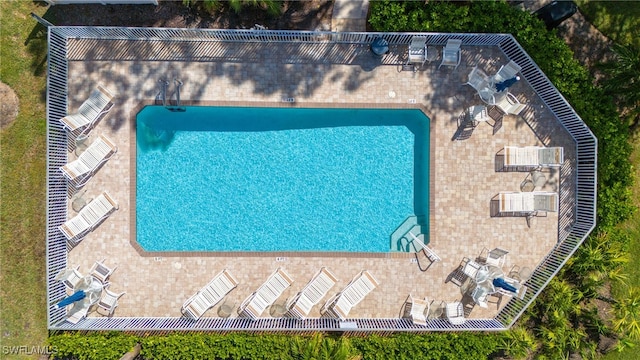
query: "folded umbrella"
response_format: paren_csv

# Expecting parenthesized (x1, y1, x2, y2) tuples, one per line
(57, 290, 86, 308)
(492, 277, 518, 293)
(495, 76, 520, 92)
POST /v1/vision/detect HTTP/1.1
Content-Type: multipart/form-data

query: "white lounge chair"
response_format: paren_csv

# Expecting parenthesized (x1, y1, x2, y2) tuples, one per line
(491, 60, 522, 85)
(495, 92, 526, 115)
(238, 268, 293, 319)
(407, 36, 427, 71)
(66, 302, 90, 324)
(287, 267, 337, 319)
(97, 286, 126, 317)
(503, 146, 564, 168)
(439, 39, 462, 69)
(55, 266, 84, 292)
(181, 269, 239, 320)
(498, 191, 559, 213)
(321, 270, 379, 320)
(60, 85, 115, 135)
(89, 259, 117, 284)
(61, 135, 117, 188)
(446, 302, 466, 325)
(404, 294, 429, 326)
(59, 191, 118, 246)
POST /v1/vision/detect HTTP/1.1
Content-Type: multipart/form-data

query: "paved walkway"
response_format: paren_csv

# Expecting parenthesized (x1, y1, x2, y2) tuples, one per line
(331, 0, 369, 32)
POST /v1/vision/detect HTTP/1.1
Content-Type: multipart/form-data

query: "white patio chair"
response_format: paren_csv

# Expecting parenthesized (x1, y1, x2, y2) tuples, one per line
(498, 191, 559, 213)
(495, 92, 526, 115)
(479, 247, 509, 268)
(491, 60, 522, 85)
(463, 258, 482, 279)
(181, 269, 239, 320)
(58, 191, 118, 246)
(287, 267, 337, 319)
(61, 134, 117, 188)
(321, 270, 379, 320)
(439, 39, 462, 69)
(238, 267, 293, 319)
(60, 85, 115, 135)
(407, 36, 427, 71)
(465, 66, 491, 92)
(503, 146, 564, 168)
(89, 259, 117, 284)
(55, 266, 84, 292)
(445, 302, 466, 325)
(404, 294, 429, 326)
(96, 286, 126, 317)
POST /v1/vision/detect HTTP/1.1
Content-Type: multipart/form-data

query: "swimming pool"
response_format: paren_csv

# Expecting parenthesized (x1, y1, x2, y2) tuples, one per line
(136, 106, 429, 252)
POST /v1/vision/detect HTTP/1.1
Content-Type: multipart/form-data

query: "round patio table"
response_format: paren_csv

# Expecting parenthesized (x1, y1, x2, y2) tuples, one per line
(74, 276, 103, 305)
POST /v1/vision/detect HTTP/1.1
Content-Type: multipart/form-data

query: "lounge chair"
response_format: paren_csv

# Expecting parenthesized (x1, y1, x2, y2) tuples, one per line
(61, 134, 117, 188)
(404, 294, 429, 326)
(503, 146, 564, 168)
(181, 269, 239, 320)
(97, 286, 126, 317)
(287, 267, 337, 319)
(321, 270, 379, 320)
(494, 92, 525, 115)
(439, 39, 462, 69)
(238, 267, 293, 319)
(58, 191, 118, 246)
(89, 259, 117, 284)
(407, 36, 427, 71)
(491, 60, 522, 85)
(498, 191, 559, 213)
(445, 302, 466, 325)
(60, 85, 115, 135)
(55, 266, 84, 292)
(66, 303, 90, 324)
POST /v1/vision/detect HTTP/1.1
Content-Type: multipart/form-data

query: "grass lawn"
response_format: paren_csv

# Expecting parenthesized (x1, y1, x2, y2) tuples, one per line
(576, 0, 640, 49)
(0, 1, 49, 358)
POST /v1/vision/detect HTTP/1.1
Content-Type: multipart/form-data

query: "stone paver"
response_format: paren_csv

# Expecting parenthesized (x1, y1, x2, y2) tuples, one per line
(64, 40, 574, 322)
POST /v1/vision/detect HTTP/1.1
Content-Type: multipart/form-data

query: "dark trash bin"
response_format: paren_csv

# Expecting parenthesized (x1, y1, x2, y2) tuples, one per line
(533, 0, 578, 30)
(370, 37, 389, 57)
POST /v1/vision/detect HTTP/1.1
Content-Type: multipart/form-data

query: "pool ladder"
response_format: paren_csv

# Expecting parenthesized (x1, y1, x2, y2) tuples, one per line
(158, 79, 185, 112)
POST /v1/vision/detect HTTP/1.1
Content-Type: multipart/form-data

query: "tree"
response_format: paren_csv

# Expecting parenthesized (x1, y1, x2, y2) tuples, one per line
(599, 43, 640, 130)
(182, 0, 281, 16)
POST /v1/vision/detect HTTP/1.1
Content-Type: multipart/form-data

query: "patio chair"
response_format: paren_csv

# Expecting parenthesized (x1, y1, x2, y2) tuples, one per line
(445, 302, 466, 325)
(55, 266, 84, 292)
(58, 191, 119, 246)
(181, 269, 239, 320)
(494, 92, 526, 115)
(404, 294, 430, 326)
(287, 267, 337, 319)
(66, 303, 90, 324)
(89, 259, 117, 284)
(96, 286, 126, 317)
(503, 146, 564, 168)
(321, 270, 379, 320)
(238, 267, 293, 319)
(478, 247, 509, 268)
(498, 191, 559, 214)
(438, 39, 462, 69)
(60, 134, 117, 188)
(465, 66, 491, 93)
(407, 36, 427, 72)
(491, 60, 522, 85)
(462, 258, 483, 279)
(60, 85, 115, 135)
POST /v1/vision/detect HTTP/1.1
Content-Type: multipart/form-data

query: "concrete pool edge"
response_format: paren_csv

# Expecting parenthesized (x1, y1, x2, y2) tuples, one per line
(128, 100, 435, 258)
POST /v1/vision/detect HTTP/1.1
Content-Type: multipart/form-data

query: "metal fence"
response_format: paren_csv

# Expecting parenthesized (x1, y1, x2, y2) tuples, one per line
(46, 28, 597, 331)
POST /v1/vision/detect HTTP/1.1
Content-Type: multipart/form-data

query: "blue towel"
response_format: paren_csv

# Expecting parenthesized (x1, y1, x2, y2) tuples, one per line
(495, 77, 519, 92)
(57, 290, 86, 308)
(493, 278, 518, 293)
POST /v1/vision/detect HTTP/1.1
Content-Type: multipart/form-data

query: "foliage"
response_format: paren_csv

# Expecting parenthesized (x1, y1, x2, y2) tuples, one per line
(611, 287, 640, 341)
(182, 0, 281, 16)
(497, 326, 537, 360)
(48, 332, 141, 360)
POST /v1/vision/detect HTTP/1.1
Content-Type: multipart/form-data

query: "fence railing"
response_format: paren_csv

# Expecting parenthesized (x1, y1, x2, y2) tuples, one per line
(46, 28, 597, 331)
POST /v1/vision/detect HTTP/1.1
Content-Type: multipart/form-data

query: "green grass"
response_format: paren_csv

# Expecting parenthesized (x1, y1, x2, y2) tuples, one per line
(0, 1, 50, 359)
(576, 0, 640, 49)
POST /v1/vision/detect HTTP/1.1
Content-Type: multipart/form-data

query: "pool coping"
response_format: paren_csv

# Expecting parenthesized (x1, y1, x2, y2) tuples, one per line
(128, 100, 435, 259)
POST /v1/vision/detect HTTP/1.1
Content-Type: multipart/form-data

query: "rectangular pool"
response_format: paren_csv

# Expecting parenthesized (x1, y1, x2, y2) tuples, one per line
(135, 106, 429, 252)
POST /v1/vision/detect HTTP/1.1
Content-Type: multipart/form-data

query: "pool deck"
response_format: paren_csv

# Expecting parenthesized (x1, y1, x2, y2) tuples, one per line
(65, 41, 575, 321)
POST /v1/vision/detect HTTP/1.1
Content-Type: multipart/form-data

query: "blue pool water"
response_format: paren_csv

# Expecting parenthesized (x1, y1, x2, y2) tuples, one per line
(136, 106, 429, 252)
